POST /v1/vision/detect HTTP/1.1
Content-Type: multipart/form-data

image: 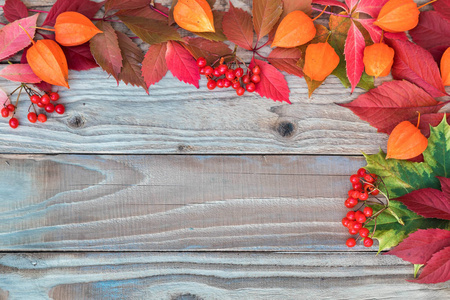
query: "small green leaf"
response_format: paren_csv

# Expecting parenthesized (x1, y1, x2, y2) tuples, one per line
(414, 264, 424, 278)
(423, 116, 450, 178)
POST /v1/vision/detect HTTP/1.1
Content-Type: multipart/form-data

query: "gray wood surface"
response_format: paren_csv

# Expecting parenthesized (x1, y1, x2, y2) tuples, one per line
(1, 252, 449, 300)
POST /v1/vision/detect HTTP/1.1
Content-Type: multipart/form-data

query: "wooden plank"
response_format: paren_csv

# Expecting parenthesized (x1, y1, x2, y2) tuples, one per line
(0, 252, 449, 299)
(0, 154, 373, 251)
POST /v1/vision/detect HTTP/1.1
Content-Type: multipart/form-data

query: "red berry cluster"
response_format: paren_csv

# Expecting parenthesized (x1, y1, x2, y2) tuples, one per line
(342, 168, 379, 248)
(196, 57, 261, 96)
(2, 84, 65, 129)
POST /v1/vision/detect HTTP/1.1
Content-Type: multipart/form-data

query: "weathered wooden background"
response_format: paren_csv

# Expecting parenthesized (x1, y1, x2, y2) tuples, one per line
(1, 0, 449, 299)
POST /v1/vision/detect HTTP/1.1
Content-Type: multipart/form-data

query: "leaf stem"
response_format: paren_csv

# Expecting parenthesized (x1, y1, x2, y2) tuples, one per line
(312, 5, 329, 21)
(254, 40, 271, 51)
(311, 6, 351, 18)
(28, 9, 49, 14)
(0, 22, 6, 26)
(149, 3, 169, 18)
(255, 51, 268, 60)
(418, 0, 438, 10)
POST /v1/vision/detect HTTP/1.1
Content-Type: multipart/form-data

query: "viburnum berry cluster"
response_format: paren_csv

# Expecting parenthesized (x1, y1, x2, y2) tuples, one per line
(196, 57, 261, 97)
(1, 84, 65, 129)
(342, 168, 384, 248)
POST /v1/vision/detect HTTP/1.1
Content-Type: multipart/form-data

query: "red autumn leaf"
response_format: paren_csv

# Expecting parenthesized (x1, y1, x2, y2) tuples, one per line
(439, 177, 450, 198)
(344, 22, 365, 93)
(182, 37, 231, 65)
(280, 0, 312, 16)
(267, 47, 303, 77)
(357, 18, 407, 43)
(312, 0, 348, 11)
(249, 58, 290, 104)
(339, 80, 447, 135)
(0, 63, 41, 83)
(105, 0, 149, 13)
(410, 11, 450, 60)
(386, 229, 450, 264)
(414, 246, 450, 284)
(62, 43, 98, 71)
(115, 3, 169, 22)
(43, 0, 104, 27)
(0, 89, 8, 103)
(222, 2, 254, 51)
(389, 39, 447, 98)
(409, 113, 450, 137)
(252, 0, 283, 41)
(395, 188, 450, 220)
(89, 21, 122, 83)
(165, 41, 200, 88)
(142, 42, 168, 88)
(433, 0, 450, 22)
(0, 14, 38, 62)
(2, 0, 28, 22)
(355, 0, 388, 18)
(345, 0, 359, 11)
(116, 31, 148, 93)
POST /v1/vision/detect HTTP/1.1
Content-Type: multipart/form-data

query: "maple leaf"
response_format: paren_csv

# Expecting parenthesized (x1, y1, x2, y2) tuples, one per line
(423, 117, 450, 178)
(194, 11, 227, 42)
(89, 21, 123, 83)
(340, 80, 446, 136)
(222, 2, 254, 51)
(249, 58, 290, 104)
(141, 42, 168, 88)
(62, 43, 98, 71)
(116, 31, 148, 93)
(2, 0, 28, 23)
(433, 0, 450, 22)
(252, 0, 283, 42)
(115, 3, 169, 22)
(414, 246, 450, 284)
(0, 63, 41, 83)
(43, 0, 104, 27)
(182, 37, 231, 65)
(386, 228, 450, 264)
(165, 41, 200, 88)
(388, 39, 447, 98)
(267, 47, 303, 77)
(0, 14, 38, 62)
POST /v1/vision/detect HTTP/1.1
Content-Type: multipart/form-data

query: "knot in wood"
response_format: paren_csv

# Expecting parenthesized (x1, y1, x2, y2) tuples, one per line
(276, 120, 296, 138)
(172, 294, 204, 300)
(67, 114, 85, 129)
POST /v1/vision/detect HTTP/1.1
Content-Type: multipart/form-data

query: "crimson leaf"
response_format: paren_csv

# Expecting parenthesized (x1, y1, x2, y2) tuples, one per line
(3, 0, 28, 22)
(62, 43, 98, 71)
(355, 0, 388, 18)
(165, 41, 200, 88)
(43, 0, 104, 27)
(105, 0, 149, 13)
(439, 177, 450, 198)
(114, 3, 169, 22)
(433, 0, 450, 22)
(395, 187, 450, 220)
(414, 246, 450, 284)
(182, 37, 231, 65)
(222, 2, 254, 51)
(267, 47, 303, 77)
(344, 21, 365, 93)
(141, 42, 168, 88)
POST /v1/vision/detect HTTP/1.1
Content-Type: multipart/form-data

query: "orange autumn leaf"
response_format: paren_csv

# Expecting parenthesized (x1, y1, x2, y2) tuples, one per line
(363, 43, 395, 78)
(303, 42, 340, 82)
(27, 39, 69, 88)
(271, 11, 316, 48)
(373, 0, 420, 32)
(386, 120, 428, 160)
(55, 12, 103, 46)
(441, 47, 450, 86)
(174, 0, 215, 33)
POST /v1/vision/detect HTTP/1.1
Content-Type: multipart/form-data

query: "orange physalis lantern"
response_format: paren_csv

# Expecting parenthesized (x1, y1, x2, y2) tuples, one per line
(386, 119, 428, 160)
(27, 39, 70, 88)
(272, 11, 316, 48)
(363, 43, 395, 78)
(303, 42, 340, 81)
(54, 12, 103, 46)
(441, 47, 450, 86)
(174, 0, 215, 33)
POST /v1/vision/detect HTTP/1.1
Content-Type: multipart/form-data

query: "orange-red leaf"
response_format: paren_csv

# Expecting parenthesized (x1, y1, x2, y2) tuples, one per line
(55, 11, 103, 46)
(386, 120, 428, 160)
(303, 42, 340, 81)
(374, 0, 420, 32)
(363, 43, 395, 78)
(173, 0, 215, 32)
(26, 39, 69, 88)
(442, 47, 450, 86)
(271, 11, 315, 48)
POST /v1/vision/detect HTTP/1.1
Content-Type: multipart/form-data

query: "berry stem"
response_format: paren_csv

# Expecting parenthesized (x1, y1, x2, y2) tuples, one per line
(312, 5, 329, 21)
(13, 85, 23, 115)
(9, 85, 23, 96)
(149, 2, 169, 18)
(418, 0, 438, 10)
(311, 6, 351, 18)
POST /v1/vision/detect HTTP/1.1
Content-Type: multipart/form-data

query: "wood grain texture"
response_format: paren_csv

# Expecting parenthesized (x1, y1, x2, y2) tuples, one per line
(1, 252, 449, 300)
(0, 154, 372, 251)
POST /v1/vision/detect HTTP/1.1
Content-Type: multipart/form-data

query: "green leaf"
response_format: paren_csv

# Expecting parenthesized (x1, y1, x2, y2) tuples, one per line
(365, 201, 450, 252)
(414, 264, 424, 278)
(423, 116, 450, 178)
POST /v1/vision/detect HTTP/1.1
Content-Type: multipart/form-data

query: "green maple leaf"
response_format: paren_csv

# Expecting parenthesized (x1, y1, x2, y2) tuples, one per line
(363, 116, 450, 252)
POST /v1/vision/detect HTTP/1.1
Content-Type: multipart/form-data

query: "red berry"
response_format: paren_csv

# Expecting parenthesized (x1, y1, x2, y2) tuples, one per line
(37, 114, 47, 123)
(363, 207, 373, 217)
(350, 174, 360, 184)
(250, 74, 261, 83)
(9, 117, 19, 128)
(27, 112, 37, 123)
(37, 102, 45, 108)
(351, 190, 360, 199)
(346, 211, 356, 220)
(1, 107, 9, 118)
(353, 182, 363, 191)
(348, 227, 359, 235)
(213, 68, 221, 77)
(345, 197, 358, 208)
(236, 87, 245, 96)
(364, 174, 375, 183)
(207, 79, 217, 90)
(252, 65, 261, 75)
(342, 217, 350, 227)
(7, 104, 15, 111)
(216, 79, 224, 88)
(196, 57, 207, 68)
(41, 94, 51, 105)
(353, 222, 362, 230)
(363, 237, 374, 247)
(55, 104, 65, 114)
(357, 168, 367, 177)
(355, 211, 366, 224)
(370, 188, 380, 196)
(246, 82, 256, 92)
(359, 228, 370, 238)
(45, 103, 55, 113)
(225, 70, 235, 81)
(199, 67, 206, 75)
(218, 64, 228, 74)
(30, 94, 41, 104)
(232, 81, 240, 90)
(204, 66, 213, 76)
(223, 79, 232, 88)
(234, 67, 244, 78)
(50, 92, 60, 101)
(346, 237, 356, 247)
(242, 74, 250, 84)
(358, 192, 369, 201)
